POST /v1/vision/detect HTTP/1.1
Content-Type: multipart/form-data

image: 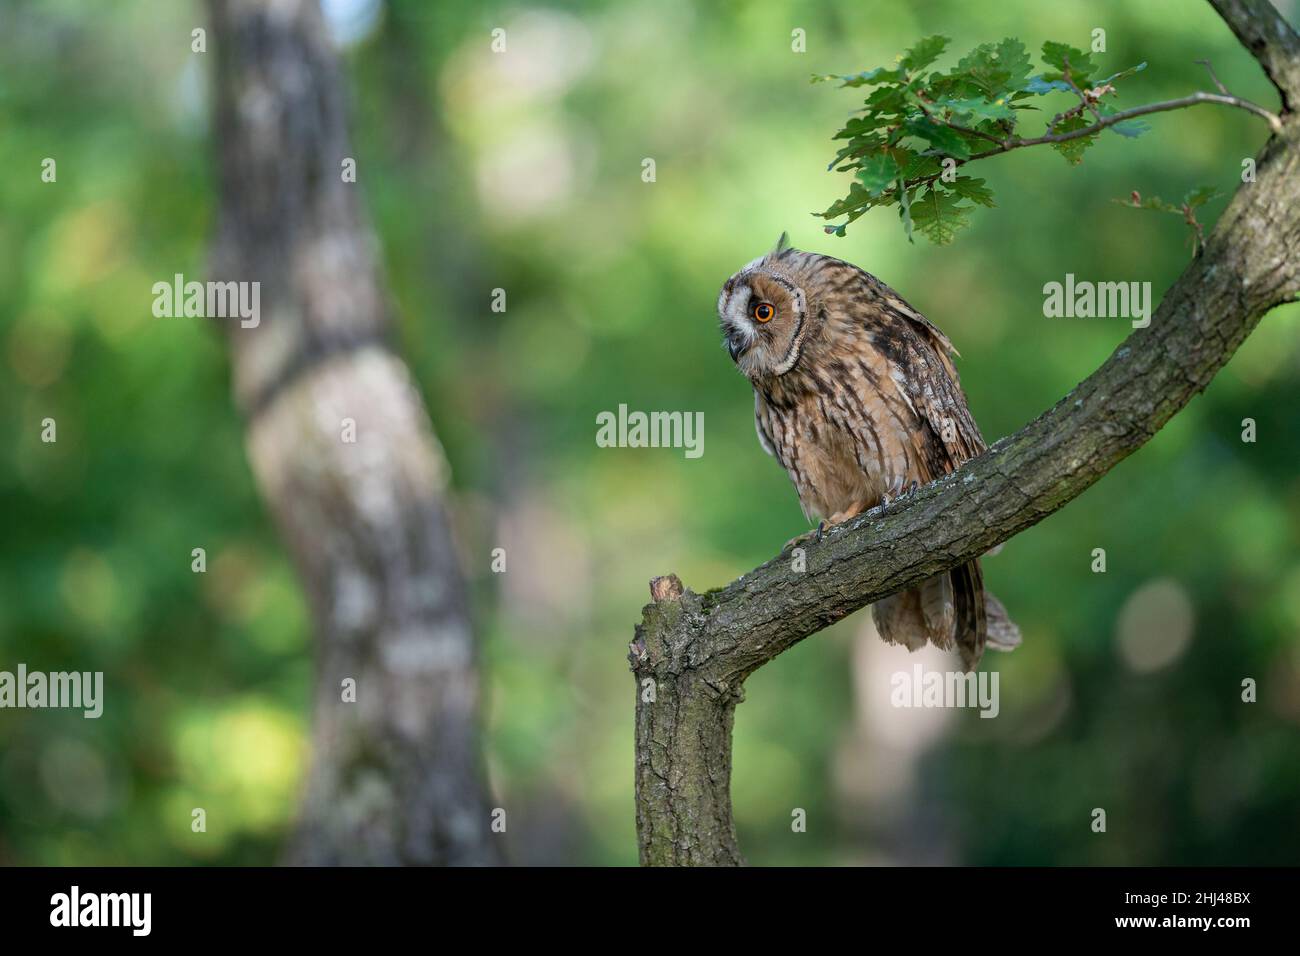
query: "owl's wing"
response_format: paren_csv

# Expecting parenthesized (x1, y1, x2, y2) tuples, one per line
(880, 291, 987, 469)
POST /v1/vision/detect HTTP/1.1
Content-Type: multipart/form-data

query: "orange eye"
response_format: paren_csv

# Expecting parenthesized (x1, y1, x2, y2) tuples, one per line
(753, 302, 775, 323)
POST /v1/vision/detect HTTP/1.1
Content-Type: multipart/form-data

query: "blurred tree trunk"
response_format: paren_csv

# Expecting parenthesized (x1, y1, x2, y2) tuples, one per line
(206, 0, 498, 865)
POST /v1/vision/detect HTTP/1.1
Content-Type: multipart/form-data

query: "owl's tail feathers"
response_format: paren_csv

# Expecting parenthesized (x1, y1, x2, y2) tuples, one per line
(872, 561, 999, 671)
(873, 587, 930, 654)
(950, 560, 986, 672)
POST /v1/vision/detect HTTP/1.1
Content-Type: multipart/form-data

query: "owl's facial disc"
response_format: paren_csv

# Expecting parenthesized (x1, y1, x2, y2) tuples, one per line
(717, 268, 808, 377)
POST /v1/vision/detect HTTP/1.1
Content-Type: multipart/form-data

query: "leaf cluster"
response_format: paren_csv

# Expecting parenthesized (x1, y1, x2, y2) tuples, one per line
(815, 37, 1147, 243)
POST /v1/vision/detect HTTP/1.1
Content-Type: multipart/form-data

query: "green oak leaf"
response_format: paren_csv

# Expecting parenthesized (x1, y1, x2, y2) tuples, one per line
(828, 133, 889, 171)
(1023, 75, 1073, 94)
(903, 35, 950, 72)
(1041, 41, 1095, 83)
(899, 152, 943, 180)
(855, 152, 903, 194)
(1050, 112, 1096, 165)
(936, 95, 1016, 123)
(1098, 61, 1147, 85)
(898, 179, 915, 243)
(908, 185, 973, 244)
(1108, 119, 1150, 138)
(903, 116, 973, 159)
(832, 114, 894, 140)
(862, 83, 910, 114)
(1098, 94, 1151, 138)
(949, 175, 995, 207)
(831, 65, 904, 87)
(819, 181, 872, 219)
(954, 38, 1032, 97)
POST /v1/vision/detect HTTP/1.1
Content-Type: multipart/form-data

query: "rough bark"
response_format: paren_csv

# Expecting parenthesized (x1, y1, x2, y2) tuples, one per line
(207, 0, 497, 865)
(1211, 0, 1300, 111)
(631, 0, 1300, 866)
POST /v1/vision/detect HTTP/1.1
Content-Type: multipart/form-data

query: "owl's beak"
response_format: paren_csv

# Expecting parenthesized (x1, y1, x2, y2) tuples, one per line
(724, 326, 751, 362)
(726, 333, 746, 362)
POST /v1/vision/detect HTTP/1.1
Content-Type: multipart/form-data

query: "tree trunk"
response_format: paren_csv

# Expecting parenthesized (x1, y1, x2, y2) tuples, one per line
(207, 0, 497, 866)
(631, 0, 1300, 866)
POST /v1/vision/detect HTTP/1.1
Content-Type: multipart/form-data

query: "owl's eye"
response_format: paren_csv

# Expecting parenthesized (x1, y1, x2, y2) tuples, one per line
(753, 302, 775, 323)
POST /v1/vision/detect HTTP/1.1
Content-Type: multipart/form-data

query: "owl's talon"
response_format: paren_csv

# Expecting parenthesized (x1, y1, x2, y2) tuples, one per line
(784, 521, 828, 552)
(784, 530, 814, 552)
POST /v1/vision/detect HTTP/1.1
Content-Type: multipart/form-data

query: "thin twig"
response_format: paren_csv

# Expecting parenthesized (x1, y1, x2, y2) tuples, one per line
(1196, 58, 1230, 94)
(971, 90, 1283, 160)
(1062, 57, 1105, 124)
(1048, 100, 1088, 130)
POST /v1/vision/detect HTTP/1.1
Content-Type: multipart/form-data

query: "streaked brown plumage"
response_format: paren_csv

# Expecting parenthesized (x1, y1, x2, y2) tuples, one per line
(717, 235, 1019, 670)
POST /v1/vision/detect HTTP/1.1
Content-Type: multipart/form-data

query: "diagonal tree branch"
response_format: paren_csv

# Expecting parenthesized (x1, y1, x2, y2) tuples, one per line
(1210, 0, 1300, 110)
(631, 0, 1300, 866)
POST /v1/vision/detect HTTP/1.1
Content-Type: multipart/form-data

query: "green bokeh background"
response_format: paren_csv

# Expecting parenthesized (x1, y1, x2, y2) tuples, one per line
(1, 0, 1297, 865)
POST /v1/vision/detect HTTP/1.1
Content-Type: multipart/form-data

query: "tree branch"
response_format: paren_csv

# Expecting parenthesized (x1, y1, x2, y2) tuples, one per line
(969, 91, 1283, 157)
(1196, 59, 1231, 95)
(632, 1, 1300, 866)
(1210, 0, 1300, 111)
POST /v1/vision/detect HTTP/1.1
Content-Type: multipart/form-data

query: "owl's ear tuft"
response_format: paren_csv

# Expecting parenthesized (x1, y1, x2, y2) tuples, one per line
(772, 231, 792, 256)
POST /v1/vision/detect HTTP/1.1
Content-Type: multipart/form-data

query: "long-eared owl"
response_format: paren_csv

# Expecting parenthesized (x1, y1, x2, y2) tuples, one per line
(717, 235, 1020, 670)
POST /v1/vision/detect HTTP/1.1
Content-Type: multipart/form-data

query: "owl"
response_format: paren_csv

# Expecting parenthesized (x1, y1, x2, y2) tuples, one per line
(717, 235, 1019, 670)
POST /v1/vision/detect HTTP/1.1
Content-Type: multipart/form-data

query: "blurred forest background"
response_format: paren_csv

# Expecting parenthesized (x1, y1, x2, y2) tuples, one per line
(2, 0, 1298, 866)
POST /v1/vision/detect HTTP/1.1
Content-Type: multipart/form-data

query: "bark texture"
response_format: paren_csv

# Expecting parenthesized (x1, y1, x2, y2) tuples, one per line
(207, 0, 497, 865)
(631, 0, 1300, 866)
